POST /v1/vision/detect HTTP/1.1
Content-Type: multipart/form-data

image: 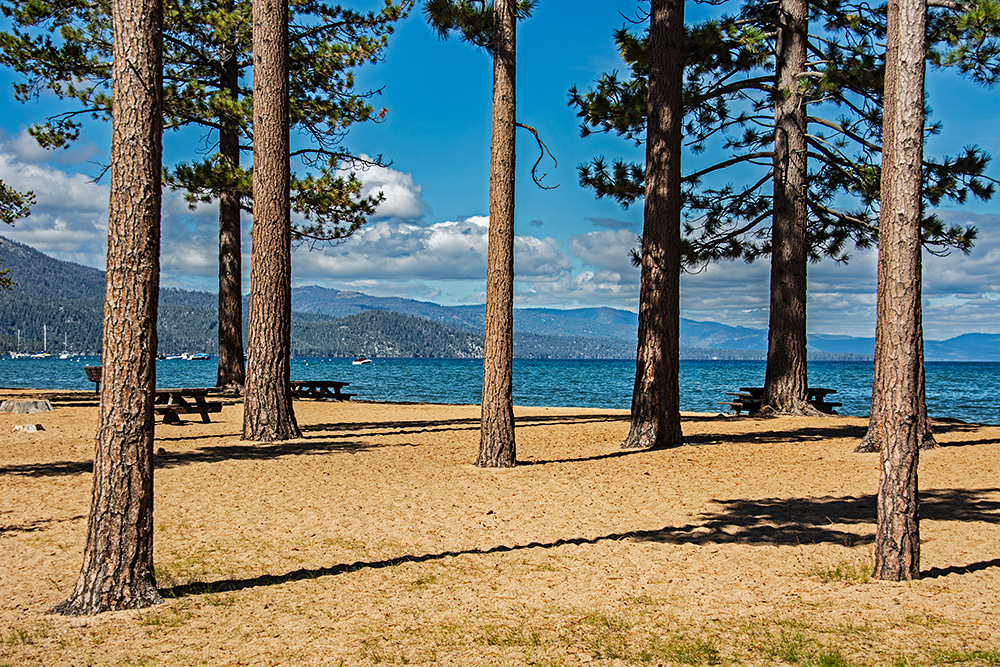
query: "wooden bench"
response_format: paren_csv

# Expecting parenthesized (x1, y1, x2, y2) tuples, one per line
(84, 366, 103, 392)
(720, 387, 841, 415)
(290, 380, 354, 401)
(154, 388, 222, 424)
(83, 368, 222, 422)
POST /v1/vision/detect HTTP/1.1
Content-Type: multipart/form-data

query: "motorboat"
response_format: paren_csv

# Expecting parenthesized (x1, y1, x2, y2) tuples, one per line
(352, 356, 373, 365)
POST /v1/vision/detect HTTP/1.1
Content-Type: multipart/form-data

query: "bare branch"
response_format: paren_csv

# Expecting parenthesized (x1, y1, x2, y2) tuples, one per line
(515, 121, 558, 189)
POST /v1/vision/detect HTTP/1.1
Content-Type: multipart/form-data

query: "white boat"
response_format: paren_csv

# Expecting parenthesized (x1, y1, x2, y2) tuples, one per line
(59, 333, 72, 359)
(352, 356, 373, 365)
(29, 325, 52, 357)
(9, 329, 28, 358)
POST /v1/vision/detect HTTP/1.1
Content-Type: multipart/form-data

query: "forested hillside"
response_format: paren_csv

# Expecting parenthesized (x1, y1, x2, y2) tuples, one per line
(2, 237, 996, 360)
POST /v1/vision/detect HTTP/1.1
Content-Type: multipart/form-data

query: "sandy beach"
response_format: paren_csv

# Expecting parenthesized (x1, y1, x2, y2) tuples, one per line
(1, 389, 999, 666)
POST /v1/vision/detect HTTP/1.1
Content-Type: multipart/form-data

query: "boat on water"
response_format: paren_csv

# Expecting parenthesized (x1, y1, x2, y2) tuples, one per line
(59, 333, 73, 359)
(186, 352, 212, 361)
(352, 356, 373, 365)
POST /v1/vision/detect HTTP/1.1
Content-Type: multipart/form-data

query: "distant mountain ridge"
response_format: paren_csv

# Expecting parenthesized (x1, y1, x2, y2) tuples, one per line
(2, 236, 999, 360)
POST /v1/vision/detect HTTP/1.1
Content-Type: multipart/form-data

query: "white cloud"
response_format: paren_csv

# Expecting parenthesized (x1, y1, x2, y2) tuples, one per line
(568, 229, 639, 278)
(291, 215, 573, 284)
(341, 156, 425, 220)
(5, 128, 103, 166)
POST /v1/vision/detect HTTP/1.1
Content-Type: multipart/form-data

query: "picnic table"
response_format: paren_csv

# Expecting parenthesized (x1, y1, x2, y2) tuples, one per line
(719, 387, 842, 415)
(154, 387, 222, 423)
(84, 367, 222, 423)
(290, 380, 354, 401)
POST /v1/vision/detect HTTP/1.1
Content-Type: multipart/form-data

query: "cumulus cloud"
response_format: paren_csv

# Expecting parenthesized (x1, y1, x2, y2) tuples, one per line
(5, 128, 103, 166)
(0, 146, 110, 266)
(568, 229, 638, 278)
(292, 215, 572, 285)
(341, 156, 426, 220)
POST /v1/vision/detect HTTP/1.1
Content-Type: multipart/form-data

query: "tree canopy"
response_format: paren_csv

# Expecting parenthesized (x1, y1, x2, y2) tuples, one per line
(569, 0, 995, 268)
(0, 0, 407, 243)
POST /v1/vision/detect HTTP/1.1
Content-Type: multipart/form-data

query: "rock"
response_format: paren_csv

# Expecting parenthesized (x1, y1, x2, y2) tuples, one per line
(12, 424, 45, 433)
(0, 399, 54, 414)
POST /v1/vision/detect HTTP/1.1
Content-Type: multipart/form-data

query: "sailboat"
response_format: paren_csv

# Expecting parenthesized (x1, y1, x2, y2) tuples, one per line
(30, 325, 51, 358)
(9, 329, 29, 358)
(59, 333, 72, 359)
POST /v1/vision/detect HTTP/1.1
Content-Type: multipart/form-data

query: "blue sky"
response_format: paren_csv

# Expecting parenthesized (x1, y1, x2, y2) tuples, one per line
(0, 0, 996, 339)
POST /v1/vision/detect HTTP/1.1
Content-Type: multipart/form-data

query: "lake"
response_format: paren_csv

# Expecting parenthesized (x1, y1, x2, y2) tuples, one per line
(1, 356, 997, 425)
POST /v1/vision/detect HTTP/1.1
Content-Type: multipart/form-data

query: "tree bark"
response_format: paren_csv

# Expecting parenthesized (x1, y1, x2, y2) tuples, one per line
(477, 0, 516, 468)
(216, 21, 246, 394)
(243, 0, 299, 442)
(54, 0, 163, 615)
(857, 282, 937, 452)
(621, 0, 684, 450)
(868, 0, 927, 581)
(763, 0, 816, 416)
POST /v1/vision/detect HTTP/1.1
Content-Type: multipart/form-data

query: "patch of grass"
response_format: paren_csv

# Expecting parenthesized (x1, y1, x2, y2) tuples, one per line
(760, 628, 813, 664)
(929, 648, 1000, 665)
(480, 624, 543, 648)
(4, 628, 35, 645)
(579, 610, 632, 661)
(408, 573, 439, 591)
(135, 604, 191, 632)
(3, 624, 50, 647)
(811, 650, 857, 667)
(642, 634, 721, 665)
(203, 592, 238, 607)
(809, 558, 873, 585)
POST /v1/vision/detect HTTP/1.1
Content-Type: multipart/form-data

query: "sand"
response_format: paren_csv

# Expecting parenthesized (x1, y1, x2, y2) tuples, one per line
(1, 389, 999, 666)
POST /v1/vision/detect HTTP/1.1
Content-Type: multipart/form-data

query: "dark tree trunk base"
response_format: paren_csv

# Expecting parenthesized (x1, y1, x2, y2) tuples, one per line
(621, 421, 684, 450)
(216, 383, 243, 397)
(759, 401, 827, 418)
(51, 586, 162, 616)
(855, 433, 877, 453)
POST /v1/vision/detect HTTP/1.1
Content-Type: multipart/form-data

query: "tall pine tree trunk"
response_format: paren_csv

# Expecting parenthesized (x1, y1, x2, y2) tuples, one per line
(243, 0, 299, 442)
(216, 21, 246, 394)
(763, 0, 815, 415)
(868, 0, 927, 581)
(621, 0, 684, 450)
(54, 0, 163, 615)
(477, 0, 516, 468)
(857, 270, 937, 452)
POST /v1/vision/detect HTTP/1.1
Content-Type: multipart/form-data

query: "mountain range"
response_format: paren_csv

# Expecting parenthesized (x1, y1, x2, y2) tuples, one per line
(1, 236, 997, 360)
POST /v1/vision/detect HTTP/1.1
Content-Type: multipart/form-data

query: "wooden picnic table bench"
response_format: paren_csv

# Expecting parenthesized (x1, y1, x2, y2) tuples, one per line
(719, 386, 841, 415)
(154, 388, 222, 423)
(289, 380, 354, 401)
(84, 367, 222, 422)
(84, 365, 103, 392)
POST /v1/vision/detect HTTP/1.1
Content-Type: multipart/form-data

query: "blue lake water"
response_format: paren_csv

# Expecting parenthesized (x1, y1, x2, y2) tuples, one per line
(1, 356, 997, 425)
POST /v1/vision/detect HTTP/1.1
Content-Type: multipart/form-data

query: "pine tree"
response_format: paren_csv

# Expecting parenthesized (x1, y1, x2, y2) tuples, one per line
(243, 0, 300, 443)
(53, 0, 164, 615)
(869, 0, 927, 581)
(570, 0, 993, 418)
(0, 180, 34, 290)
(424, 0, 538, 467)
(621, 0, 686, 450)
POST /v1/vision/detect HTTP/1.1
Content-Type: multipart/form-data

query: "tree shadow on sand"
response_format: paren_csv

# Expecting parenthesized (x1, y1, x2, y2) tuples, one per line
(299, 412, 629, 439)
(159, 486, 1000, 599)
